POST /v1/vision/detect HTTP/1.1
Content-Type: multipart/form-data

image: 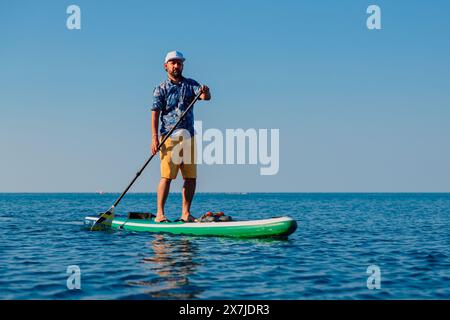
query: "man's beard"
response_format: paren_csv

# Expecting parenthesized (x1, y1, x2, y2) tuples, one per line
(171, 69, 182, 79)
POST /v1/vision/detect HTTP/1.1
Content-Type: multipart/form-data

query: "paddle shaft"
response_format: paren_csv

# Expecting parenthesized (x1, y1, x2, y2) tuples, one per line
(110, 89, 203, 209)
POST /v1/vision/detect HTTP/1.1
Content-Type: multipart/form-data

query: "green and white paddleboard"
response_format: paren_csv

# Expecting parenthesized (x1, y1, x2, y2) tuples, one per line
(84, 215, 297, 238)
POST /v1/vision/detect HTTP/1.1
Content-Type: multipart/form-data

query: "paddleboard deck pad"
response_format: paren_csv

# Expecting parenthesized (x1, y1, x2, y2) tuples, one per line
(84, 215, 297, 238)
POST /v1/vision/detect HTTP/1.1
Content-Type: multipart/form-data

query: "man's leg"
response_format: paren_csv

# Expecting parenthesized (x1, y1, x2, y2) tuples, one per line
(156, 178, 172, 222)
(181, 178, 196, 220)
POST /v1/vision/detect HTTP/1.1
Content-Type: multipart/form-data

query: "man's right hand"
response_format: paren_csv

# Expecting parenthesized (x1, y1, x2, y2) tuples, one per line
(151, 135, 159, 155)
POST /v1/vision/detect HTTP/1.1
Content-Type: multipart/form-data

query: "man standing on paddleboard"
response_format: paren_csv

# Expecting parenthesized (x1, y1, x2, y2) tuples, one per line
(151, 51, 211, 223)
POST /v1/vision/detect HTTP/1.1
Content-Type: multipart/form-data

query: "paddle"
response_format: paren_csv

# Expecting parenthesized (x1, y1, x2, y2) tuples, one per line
(90, 88, 204, 231)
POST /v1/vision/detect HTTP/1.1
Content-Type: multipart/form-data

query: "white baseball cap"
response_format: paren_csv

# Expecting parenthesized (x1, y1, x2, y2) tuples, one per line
(164, 51, 185, 63)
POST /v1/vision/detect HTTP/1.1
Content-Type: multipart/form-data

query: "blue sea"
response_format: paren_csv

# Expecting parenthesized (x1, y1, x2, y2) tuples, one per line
(0, 193, 448, 300)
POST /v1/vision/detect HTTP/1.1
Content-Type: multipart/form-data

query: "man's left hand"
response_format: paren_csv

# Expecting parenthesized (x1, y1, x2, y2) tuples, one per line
(199, 85, 211, 100)
(200, 85, 209, 95)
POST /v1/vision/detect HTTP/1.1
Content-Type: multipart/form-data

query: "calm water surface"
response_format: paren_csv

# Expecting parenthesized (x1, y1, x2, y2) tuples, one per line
(0, 193, 448, 299)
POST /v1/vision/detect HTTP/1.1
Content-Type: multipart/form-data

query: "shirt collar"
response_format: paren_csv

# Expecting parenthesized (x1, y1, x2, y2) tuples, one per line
(166, 76, 185, 86)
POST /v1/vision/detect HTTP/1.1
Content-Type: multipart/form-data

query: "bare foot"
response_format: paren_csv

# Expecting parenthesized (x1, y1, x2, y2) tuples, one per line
(180, 213, 198, 222)
(154, 214, 169, 223)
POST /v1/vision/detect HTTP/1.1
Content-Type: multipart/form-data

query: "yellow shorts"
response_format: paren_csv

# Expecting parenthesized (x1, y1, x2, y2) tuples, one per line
(160, 135, 197, 180)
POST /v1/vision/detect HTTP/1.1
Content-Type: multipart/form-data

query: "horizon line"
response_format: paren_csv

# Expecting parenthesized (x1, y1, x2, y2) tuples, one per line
(1, 191, 450, 194)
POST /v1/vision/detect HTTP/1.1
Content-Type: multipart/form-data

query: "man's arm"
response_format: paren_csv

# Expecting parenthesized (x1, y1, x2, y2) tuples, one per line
(151, 110, 160, 155)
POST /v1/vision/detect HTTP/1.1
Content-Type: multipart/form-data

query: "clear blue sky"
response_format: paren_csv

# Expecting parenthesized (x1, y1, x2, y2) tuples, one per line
(1, 0, 449, 192)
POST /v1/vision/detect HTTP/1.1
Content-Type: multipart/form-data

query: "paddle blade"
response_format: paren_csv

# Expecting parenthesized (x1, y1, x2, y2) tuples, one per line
(90, 207, 115, 231)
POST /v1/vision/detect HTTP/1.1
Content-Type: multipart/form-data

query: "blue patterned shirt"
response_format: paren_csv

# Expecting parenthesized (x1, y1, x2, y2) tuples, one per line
(151, 77, 201, 137)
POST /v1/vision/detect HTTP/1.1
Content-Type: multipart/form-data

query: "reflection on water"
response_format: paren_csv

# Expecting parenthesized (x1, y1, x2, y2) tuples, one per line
(128, 235, 203, 299)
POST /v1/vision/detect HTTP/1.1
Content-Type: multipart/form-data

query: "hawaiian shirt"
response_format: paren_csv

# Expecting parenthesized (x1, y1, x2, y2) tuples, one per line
(151, 77, 201, 137)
